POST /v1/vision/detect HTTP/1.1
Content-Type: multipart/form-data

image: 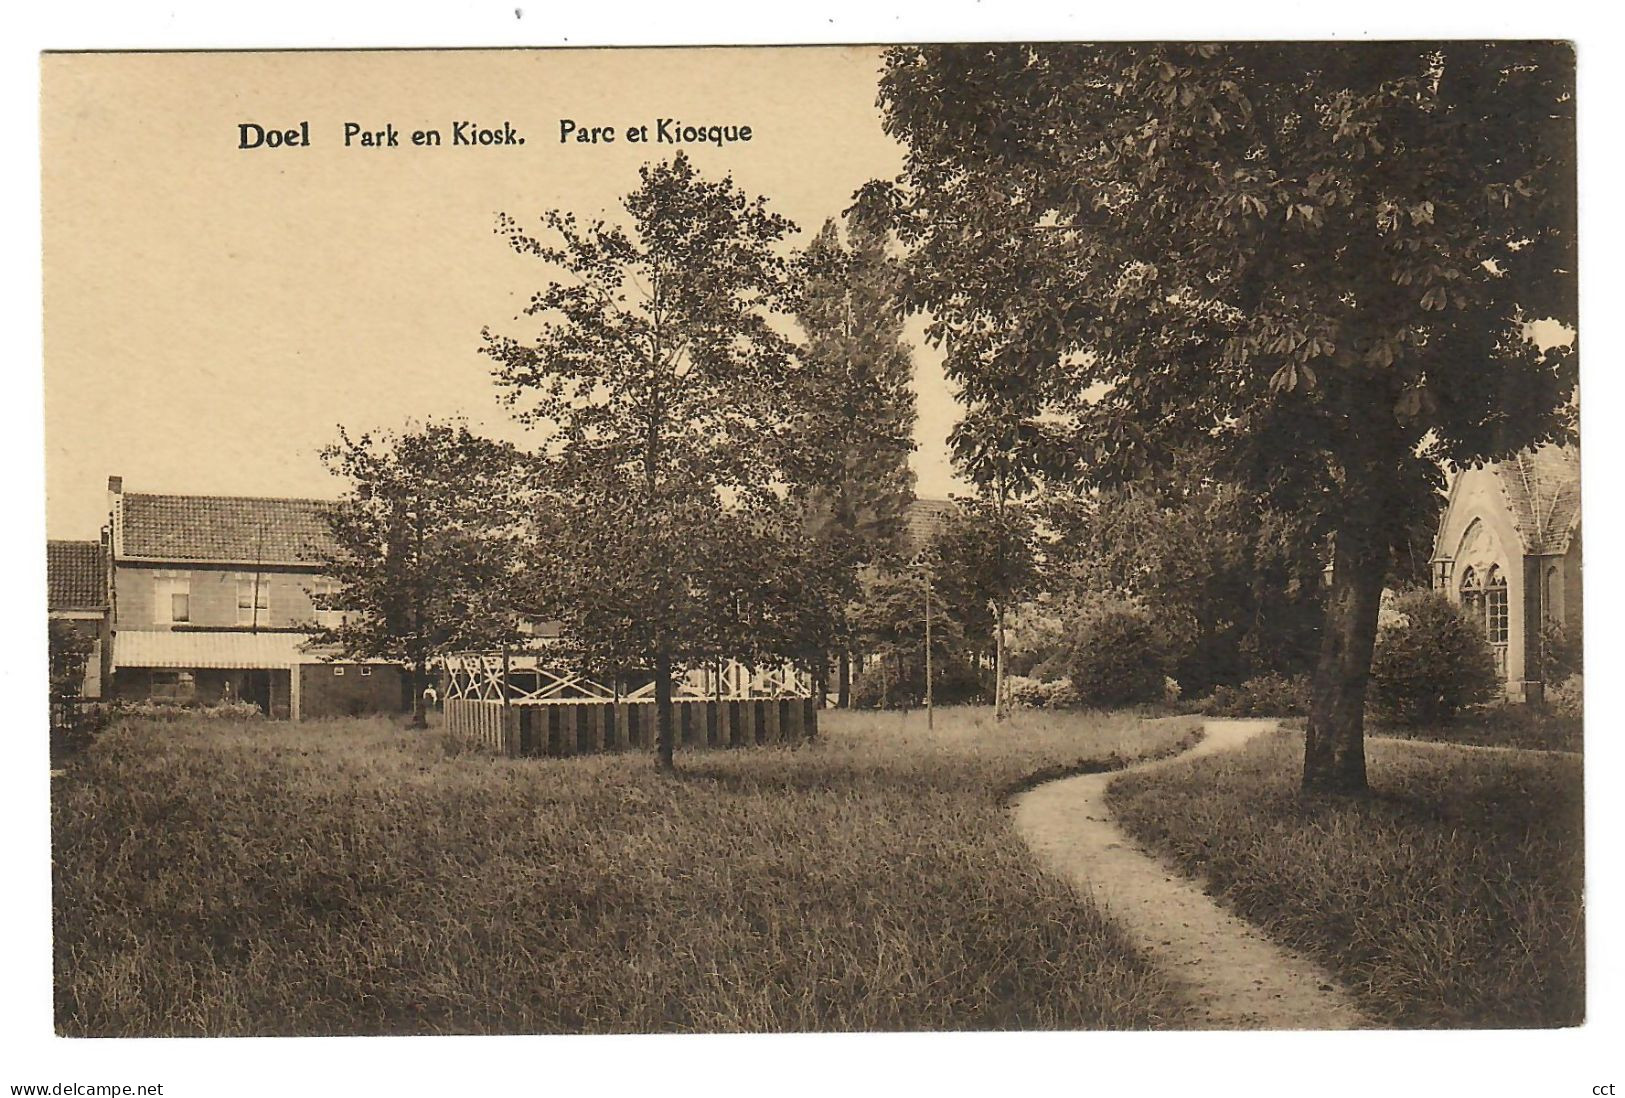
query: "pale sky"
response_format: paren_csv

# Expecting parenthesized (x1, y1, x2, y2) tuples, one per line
(42, 47, 968, 540)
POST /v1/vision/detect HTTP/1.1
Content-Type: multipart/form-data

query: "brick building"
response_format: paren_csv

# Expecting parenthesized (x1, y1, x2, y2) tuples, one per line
(103, 476, 405, 719)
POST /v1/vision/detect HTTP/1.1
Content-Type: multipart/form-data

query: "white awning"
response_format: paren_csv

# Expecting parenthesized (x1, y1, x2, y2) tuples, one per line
(113, 630, 331, 670)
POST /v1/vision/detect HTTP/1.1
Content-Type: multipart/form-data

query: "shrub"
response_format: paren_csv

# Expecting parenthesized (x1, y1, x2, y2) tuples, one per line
(850, 655, 989, 709)
(50, 701, 113, 760)
(206, 700, 267, 721)
(1004, 676, 1084, 710)
(1549, 674, 1583, 720)
(118, 699, 265, 722)
(1004, 675, 1047, 709)
(1162, 677, 1182, 706)
(1537, 620, 1583, 682)
(1040, 679, 1083, 710)
(1203, 672, 1312, 718)
(849, 666, 907, 709)
(1369, 590, 1499, 726)
(49, 620, 96, 703)
(1004, 603, 1068, 679)
(937, 660, 993, 706)
(1066, 609, 1170, 708)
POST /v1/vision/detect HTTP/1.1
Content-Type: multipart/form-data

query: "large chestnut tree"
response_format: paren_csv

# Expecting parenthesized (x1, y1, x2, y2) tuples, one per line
(868, 42, 1576, 792)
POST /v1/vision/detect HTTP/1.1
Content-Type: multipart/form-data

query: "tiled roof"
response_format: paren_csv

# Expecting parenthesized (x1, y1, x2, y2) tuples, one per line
(118, 493, 335, 564)
(1493, 444, 1581, 556)
(902, 498, 959, 557)
(47, 540, 106, 610)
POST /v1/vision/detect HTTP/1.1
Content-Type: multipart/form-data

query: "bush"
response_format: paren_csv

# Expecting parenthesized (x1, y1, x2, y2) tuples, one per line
(1369, 590, 1499, 726)
(1004, 676, 1085, 710)
(849, 667, 905, 709)
(118, 699, 265, 722)
(937, 660, 993, 706)
(1004, 603, 1068, 678)
(850, 655, 990, 709)
(1041, 679, 1083, 710)
(1067, 609, 1170, 709)
(1549, 674, 1583, 720)
(1004, 675, 1047, 709)
(1203, 672, 1311, 718)
(50, 701, 113, 760)
(1537, 620, 1583, 682)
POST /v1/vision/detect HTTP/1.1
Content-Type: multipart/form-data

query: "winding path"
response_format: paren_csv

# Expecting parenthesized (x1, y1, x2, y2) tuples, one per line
(1011, 719, 1372, 1030)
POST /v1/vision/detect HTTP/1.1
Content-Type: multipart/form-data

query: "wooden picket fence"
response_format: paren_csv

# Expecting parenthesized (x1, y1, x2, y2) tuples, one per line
(444, 696, 817, 758)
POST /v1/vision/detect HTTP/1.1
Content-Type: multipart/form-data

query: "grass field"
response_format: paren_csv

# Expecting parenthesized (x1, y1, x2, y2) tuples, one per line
(1371, 706, 1583, 753)
(1107, 728, 1584, 1028)
(53, 705, 1199, 1036)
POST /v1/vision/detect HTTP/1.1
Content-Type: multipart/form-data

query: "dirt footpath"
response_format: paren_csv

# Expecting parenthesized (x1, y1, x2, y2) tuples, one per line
(1011, 719, 1372, 1030)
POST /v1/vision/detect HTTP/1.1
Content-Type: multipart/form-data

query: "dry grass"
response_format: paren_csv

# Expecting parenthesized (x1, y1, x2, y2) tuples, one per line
(1107, 728, 1584, 1028)
(1371, 706, 1583, 753)
(54, 706, 1198, 1036)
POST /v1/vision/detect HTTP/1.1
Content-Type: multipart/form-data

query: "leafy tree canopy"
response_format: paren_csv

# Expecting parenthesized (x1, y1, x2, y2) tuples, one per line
(482, 153, 809, 767)
(868, 43, 1576, 791)
(315, 419, 535, 725)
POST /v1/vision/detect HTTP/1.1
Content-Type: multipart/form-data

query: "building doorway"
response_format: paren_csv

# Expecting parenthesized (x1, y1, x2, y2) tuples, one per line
(245, 670, 273, 716)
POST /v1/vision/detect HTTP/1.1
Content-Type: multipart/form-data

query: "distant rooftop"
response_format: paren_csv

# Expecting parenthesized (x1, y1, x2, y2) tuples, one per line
(902, 497, 959, 557)
(47, 539, 105, 610)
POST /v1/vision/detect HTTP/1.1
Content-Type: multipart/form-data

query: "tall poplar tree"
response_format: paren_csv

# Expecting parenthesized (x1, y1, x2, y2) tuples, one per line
(786, 215, 918, 706)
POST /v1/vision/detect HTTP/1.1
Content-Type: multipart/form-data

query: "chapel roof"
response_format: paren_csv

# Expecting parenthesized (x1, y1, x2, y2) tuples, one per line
(1491, 444, 1581, 556)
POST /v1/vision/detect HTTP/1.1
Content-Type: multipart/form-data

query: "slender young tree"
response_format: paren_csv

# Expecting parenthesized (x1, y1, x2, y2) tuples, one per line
(786, 215, 918, 706)
(928, 491, 1040, 716)
(870, 43, 1576, 793)
(946, 403, 1052, 718)
(483, 153, 801, 770)
(314, 420, 536, 728)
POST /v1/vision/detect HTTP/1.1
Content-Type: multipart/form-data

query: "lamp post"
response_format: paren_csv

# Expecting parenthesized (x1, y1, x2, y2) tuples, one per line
(923, 556, 934, 731)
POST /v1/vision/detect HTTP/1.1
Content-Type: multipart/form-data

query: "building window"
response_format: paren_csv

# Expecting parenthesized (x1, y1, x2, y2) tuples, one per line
(155, 577, 191, 624)
(1462, 564, 1509, 677)
(334, 666, 345, 676)
(310, 578, 352, 630)
(1485, 566, 1510, 646)
(359, 666, 372, 677)
(150, 670, 195, 701)
(1460, 566, 1484, 625)
(237, 578, 270, 627)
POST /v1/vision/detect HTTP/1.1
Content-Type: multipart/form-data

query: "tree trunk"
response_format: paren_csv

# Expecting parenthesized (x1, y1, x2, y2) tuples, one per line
(410, 656, 429, 729)
(837, 650, 852, 709)
(654, 644, 675, 771)
(1302, 518, 1386, 795)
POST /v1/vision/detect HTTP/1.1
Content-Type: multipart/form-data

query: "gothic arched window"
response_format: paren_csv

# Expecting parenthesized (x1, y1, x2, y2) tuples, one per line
(1460, 565, 1485, 627)
(1486, 566, 1509, 646)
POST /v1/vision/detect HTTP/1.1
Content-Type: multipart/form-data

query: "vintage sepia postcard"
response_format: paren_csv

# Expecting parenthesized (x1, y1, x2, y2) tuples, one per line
(24, 32, 1600, 1096)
